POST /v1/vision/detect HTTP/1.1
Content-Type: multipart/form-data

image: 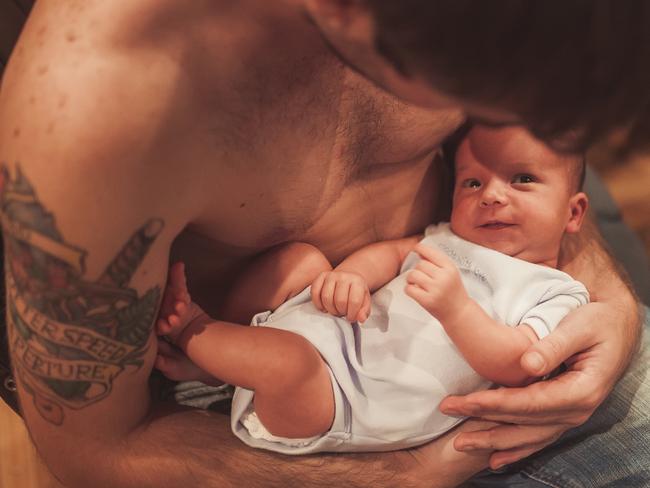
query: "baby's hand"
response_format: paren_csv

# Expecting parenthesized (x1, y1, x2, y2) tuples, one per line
(311, 270, 371, 323)
(156, 262, 203, 344)
(405, 243, 468, 322)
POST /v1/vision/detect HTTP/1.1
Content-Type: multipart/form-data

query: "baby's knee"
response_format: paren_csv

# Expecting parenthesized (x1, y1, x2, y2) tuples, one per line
(278, 242, 332, 280)
(266, 243, 332, 306)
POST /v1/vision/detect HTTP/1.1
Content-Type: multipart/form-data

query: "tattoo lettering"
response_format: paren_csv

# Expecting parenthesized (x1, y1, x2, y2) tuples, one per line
(1, 164, 163, 424)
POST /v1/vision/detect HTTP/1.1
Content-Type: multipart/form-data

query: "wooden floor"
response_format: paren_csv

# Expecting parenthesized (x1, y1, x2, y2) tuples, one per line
(0, 156, 648, 488)
(0, 401, 64, 488)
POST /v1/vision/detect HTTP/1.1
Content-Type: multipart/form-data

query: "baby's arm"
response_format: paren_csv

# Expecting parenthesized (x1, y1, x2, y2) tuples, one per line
(406, 244, 543, 387)
(311, 235, 421, 322)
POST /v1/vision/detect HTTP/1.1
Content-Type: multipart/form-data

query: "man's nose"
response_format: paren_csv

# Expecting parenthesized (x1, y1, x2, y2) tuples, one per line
(479, 180, 508, 207)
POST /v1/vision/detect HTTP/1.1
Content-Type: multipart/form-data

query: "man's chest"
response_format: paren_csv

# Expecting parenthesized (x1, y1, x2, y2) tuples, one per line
(170, 72, 462, 306)
(186, 85, 461, 243)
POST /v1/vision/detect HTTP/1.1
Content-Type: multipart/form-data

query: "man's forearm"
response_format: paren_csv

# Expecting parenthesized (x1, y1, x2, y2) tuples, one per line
(559, 216, 642, 355)
(92, 403, 458, 488)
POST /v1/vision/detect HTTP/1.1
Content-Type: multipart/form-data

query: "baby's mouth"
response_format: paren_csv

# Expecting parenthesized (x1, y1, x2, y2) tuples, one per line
(479, 221, 514, 230)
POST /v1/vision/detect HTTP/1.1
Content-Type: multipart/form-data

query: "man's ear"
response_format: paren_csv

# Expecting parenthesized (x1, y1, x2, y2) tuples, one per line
(565, 192, 589, 233)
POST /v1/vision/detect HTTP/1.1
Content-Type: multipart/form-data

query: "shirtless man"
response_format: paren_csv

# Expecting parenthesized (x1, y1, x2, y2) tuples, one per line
(0, 1, 646, 487)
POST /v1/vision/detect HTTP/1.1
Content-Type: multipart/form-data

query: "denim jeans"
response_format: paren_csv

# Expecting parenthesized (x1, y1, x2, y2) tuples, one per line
(466, 306, 650, 488)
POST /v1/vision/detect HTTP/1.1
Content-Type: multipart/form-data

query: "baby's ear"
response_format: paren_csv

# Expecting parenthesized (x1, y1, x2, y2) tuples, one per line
(565, 192, 589, 233)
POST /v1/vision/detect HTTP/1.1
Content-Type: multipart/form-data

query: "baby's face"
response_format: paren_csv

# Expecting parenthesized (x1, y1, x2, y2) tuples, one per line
(450, 126, 586, 267)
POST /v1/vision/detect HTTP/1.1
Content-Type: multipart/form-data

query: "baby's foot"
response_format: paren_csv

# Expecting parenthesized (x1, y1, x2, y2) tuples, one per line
(155, 339, 223, 386)
(156, 262, 204, 344)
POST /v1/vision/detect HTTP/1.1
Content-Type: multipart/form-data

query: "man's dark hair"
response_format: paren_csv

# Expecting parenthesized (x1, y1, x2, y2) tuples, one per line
(366, 0, 650, 155)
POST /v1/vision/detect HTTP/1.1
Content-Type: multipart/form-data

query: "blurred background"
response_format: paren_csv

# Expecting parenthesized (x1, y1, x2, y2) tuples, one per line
(1, 0, 648, 486)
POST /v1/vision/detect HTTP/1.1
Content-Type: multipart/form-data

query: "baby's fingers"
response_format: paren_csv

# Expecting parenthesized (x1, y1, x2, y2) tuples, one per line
(311, 272, 326, 311)
(414, 243, 455, 269)
(321, 276, 340, 316)
(333, 281, 350, 317)
(346, 284, 366, 322)
(357, 292, 371, 323)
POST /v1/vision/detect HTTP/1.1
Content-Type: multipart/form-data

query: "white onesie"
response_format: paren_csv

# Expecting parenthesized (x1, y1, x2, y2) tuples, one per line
(231, 223, 590, 454)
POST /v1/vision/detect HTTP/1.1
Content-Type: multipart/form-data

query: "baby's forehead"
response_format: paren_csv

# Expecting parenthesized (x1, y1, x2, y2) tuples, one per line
(457, 126, 575, 170)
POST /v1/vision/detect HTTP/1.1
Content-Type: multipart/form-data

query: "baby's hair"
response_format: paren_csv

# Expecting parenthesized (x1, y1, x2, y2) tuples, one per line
(572, 155, 587, 193)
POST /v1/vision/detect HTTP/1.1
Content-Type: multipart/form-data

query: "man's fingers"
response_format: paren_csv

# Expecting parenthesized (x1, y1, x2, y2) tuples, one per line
(454, 423, 565, 453)
(521, 306, 596, 377)
(488, 439, 560, 471)
(452, 422, 563, 470)
(440, 374, 592, 425)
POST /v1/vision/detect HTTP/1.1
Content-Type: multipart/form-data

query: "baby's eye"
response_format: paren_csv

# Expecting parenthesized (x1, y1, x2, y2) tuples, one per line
(512, 174, 536, 184)
(462, 179, 481, 188)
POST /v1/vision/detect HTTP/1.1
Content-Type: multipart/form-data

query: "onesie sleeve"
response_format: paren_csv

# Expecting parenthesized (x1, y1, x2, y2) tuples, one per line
(519, 280, 590, 339)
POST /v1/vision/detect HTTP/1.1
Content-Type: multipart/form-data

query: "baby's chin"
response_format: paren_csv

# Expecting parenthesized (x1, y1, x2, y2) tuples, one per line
(452, 226, 525, 258)
(466, 236, 558, 266)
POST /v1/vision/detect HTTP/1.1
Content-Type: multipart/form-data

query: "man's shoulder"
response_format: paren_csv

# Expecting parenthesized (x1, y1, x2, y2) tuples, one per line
(0, 1, 192, 172)
(0, 2, 210, 225)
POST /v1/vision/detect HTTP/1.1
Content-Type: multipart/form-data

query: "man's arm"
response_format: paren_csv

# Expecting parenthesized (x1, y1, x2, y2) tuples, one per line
(440, 216, 641, 469)
(0, 4, 491, 485)
(0, 163, 496, 488)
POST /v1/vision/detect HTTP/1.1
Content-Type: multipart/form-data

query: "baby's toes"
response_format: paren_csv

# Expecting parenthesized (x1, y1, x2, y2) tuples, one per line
(174, 300, 188, 317)
(168, 314, 181, 329)
(156, 318, 173, 336)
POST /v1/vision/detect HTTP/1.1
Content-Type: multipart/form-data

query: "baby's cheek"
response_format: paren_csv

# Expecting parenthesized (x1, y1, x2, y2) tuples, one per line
(449, 205, 469, 236)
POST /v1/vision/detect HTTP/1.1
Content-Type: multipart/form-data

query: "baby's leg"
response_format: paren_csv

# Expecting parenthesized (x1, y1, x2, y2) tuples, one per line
(220, 242, 332, 324)
(179, 318, 334, 438)
(159, 261, 334, 438)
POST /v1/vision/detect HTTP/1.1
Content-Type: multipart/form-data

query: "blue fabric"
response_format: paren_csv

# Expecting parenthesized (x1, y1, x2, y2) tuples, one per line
(467, 306, 650, 487)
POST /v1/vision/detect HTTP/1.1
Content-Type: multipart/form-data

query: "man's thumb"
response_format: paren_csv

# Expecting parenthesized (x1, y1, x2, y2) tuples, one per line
(521, 327, 583, 376)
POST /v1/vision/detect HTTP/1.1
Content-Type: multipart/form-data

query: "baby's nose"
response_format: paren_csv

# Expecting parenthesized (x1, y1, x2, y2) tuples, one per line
(479, 181, 508, 207)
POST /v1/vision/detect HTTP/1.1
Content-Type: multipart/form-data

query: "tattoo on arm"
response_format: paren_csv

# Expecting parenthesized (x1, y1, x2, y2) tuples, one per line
(1, 164, 163, 425)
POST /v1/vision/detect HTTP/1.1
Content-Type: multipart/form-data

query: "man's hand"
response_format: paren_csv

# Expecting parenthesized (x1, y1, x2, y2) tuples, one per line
(311, 270, 371, 322)
(405, 243, 469, 322)
(439, 300, 642, 469)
